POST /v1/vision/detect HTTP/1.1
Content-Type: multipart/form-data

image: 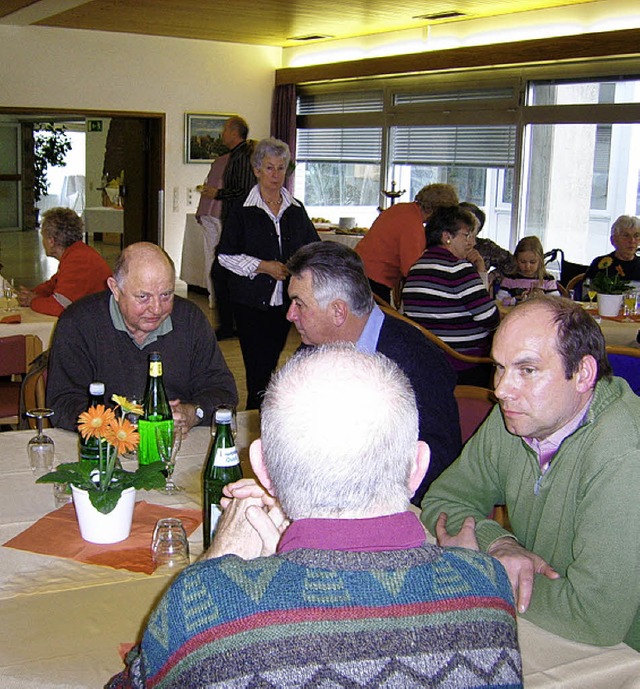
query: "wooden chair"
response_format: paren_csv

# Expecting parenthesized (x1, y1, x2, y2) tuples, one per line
(606, 345, 640, 396)
(0, 335, 43, 428)
(454, 385, 496, 444)
(373, 294, 494, 367)
(19, 350, 50, 430)
(565, 272, 586, 298)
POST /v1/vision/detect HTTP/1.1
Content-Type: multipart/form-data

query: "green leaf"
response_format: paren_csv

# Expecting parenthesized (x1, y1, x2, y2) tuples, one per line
(90, 486, 124, 514)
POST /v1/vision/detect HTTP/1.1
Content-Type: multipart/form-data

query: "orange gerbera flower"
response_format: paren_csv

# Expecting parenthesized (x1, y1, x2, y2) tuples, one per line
(103, 417, 139, 455)
(616, 265, 626, 277)
(77, 405, 116, 440)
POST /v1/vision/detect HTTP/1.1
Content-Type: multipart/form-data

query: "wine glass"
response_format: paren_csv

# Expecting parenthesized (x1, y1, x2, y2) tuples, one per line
(3, 278, 14, 312)
(25, 408, 55, 478)
(584, 279, 597, 309)
(623, 291, 637, 321)
(155, 424, 182, 493)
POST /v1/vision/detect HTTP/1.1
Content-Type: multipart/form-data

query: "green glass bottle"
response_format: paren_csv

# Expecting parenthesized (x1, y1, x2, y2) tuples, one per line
(138, 352, 173, 466)
(202, 408, 242, 550)
(79, 381, 105, 462)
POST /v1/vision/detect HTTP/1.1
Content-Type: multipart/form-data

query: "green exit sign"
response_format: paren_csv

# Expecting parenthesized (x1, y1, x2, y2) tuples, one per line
(87, 120, 103, 132)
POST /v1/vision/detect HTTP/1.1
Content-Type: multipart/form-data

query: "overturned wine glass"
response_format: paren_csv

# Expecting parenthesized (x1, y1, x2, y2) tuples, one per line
(25, 408, 55, 479)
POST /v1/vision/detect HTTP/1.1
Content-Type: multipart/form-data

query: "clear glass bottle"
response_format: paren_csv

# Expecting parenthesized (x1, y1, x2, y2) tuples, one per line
(138, 352, 173, 465)
(79, 381, 105, 462)
(202, 408, 242, 550)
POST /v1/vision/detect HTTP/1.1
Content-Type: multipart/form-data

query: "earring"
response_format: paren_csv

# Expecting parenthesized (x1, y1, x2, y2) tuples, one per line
(446, 239, 451, 244)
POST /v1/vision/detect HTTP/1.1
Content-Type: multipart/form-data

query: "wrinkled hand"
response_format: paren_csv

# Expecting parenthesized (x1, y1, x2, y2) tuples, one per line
(258, 260, 289, 281)
(169, 400, 199, 437)
(222, 478, 289, 533)
(201, 493, 288, 561)
(487, 537, 560, 613)
(16, 286, 35, 307)
(435, 512, 479, 551)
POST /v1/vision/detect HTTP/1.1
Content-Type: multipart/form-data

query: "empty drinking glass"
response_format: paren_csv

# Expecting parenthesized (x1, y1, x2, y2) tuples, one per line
(155, 424, 182, 493)
(26, 408, 55, 478)
(151, 517, 190, 573)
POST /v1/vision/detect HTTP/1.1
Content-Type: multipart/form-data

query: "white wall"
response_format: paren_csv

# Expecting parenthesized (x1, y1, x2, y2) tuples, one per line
(0, 25, 280, 267)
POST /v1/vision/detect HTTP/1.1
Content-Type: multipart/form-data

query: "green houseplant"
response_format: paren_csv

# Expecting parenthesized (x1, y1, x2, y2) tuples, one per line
(37, 396, 166, 515)
(590, 256, 631, 295)
(33, 123, 72, 204)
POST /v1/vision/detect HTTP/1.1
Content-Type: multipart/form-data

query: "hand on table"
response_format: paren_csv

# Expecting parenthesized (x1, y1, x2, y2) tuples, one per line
(258, 260, 289, 281)
(17, 286, 35, 306)
(487, 537, 560, 613)
(169, 400, 199, 437)
(435, 512, 479, 550)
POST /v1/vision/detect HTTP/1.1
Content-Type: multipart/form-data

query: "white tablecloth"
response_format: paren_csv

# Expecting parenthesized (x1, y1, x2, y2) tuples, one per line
(318, 230, 364, 250)
(179, 213, 215, 296)
(1, 415, 639, 687)
(82, 207, 124, 235)
(0, 306, 57, 348)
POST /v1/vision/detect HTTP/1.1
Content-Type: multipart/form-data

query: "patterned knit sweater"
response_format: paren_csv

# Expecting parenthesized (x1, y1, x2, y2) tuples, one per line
(107, 545, 522, 688)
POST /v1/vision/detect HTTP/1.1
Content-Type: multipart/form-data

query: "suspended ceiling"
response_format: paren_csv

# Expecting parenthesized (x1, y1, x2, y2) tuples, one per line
(0, 0, 606, 48)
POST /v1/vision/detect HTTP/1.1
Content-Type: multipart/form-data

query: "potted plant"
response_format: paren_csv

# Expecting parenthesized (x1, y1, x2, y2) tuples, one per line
(33, 123, 72, 205)
(589, 257, 631, 317)
(37, 396, 166, 544)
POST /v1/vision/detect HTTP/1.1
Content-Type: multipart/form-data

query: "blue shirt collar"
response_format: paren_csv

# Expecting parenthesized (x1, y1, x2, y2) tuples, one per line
(356, 304, 384, 353)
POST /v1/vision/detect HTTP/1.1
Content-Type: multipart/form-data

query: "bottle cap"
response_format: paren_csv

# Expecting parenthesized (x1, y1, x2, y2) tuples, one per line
(89, 382, 105, 395)
(149, 351, 161, 362)
(215, 409, 233, 423)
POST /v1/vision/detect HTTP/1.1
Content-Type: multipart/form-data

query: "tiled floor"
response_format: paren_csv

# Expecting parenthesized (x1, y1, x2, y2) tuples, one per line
(0, 229, 300, 412)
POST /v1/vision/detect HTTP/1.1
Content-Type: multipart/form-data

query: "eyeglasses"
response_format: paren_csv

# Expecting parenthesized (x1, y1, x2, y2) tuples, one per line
(618, 233, 640, 241)
(456, 231, 473, 240)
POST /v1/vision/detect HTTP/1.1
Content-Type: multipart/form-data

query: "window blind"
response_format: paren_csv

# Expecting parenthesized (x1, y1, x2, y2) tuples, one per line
(297, 128, 382, 163)
(297, 91, 384, 114)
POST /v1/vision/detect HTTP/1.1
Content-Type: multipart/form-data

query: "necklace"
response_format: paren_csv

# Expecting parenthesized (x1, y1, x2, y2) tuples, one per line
(264, 195, 282, 207)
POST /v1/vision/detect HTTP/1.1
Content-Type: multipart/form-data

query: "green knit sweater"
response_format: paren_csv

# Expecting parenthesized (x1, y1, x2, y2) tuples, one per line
(422, 377, 640, 650)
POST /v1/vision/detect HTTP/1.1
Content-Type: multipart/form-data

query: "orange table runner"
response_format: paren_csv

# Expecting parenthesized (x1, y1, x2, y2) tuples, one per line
(4, 501, 201, 574)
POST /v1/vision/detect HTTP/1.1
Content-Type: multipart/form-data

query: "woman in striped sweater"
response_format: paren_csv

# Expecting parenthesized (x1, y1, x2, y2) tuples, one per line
(402, 205, 500, 386)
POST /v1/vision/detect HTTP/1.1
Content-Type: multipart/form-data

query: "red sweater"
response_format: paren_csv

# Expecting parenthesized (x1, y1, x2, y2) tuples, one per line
(32, 241, 112, 316)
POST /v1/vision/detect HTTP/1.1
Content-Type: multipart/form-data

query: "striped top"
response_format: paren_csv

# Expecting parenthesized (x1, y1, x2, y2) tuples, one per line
(495, 274, 560, 303)
(402, 245, 500, 359)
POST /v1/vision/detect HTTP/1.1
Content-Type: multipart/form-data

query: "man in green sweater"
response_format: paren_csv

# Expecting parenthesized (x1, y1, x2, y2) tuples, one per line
(423, 295, 640, 650)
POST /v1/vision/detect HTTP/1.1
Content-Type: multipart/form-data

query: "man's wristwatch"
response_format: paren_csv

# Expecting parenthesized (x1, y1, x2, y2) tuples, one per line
(194, 405, 205, 424)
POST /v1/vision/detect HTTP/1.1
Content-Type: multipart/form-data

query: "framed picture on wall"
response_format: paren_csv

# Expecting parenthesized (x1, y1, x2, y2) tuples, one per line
(184, 113, 230, 163)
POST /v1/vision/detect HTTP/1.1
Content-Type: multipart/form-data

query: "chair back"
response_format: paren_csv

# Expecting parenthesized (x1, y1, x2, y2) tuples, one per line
(20, 350, 50, 430)
(373, 294, 494, 366)
(565, 272, 586, 301)
(454, 385, 496, 443)
(606, 345, 640, 396)
(0, 335, 43, 427)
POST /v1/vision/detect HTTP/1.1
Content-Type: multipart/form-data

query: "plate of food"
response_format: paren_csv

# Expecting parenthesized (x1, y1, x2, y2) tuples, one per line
(312, 217, 338, 232)
(335, 227, 368, 236)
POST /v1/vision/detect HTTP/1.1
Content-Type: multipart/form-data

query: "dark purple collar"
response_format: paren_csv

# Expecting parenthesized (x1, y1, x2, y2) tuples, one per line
(277, 511, 426, 554)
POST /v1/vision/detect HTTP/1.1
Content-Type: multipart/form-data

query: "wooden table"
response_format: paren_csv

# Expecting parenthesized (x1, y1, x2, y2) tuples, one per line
(1, 413, 639, 688)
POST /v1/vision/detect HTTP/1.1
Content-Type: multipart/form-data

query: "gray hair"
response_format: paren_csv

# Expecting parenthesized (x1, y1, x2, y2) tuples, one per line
(113, 242, 175, 289)
(414, 183, 459, 215)
(611, 215, 640, 237)
(41, 207, 83, 248)
(287, 242, 374, 317)
(251, 137, 290, 170)
(260, 344, 419, 519)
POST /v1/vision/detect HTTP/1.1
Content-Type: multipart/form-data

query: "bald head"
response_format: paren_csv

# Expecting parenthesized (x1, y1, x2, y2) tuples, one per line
(108, 243, 176, 345)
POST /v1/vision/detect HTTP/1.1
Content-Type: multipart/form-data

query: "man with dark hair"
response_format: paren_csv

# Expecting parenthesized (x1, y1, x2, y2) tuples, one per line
(203, 115, 258, 339)
(107, 345, 522, 688)
(286, 241, 461, 502)
(17, 207, 112, 316)
(423, 295, 640, 650)
(47, 242, 237, 432)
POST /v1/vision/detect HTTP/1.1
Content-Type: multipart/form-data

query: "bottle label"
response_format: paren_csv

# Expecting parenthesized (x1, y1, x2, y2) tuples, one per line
(149, 361, 163, 377)
(209, 504, 222, 537)
(213, 446, 239, 467)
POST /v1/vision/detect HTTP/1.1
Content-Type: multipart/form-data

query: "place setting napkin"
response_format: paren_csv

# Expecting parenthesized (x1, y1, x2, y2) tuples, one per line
(4, 501, 201, 575)
(0, 313, 21, 324)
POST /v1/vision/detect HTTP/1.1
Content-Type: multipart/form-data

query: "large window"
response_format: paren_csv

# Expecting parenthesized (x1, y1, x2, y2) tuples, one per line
(295, 70, 640, 265)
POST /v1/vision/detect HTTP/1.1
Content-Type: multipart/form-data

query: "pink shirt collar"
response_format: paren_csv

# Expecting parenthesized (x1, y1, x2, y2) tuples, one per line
(277, 511, 426, 554)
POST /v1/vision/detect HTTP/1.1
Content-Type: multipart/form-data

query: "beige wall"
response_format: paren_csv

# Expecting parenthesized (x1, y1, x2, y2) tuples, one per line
(0, 25, 280, 266)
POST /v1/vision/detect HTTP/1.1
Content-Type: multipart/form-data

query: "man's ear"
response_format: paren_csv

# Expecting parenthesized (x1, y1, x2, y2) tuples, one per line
(575, 354, 598, 393)
(331, 299, 349, 327)
(249, 439, 274, 493)
(107, 276, 119, 299)
(408, 441, 430, 494)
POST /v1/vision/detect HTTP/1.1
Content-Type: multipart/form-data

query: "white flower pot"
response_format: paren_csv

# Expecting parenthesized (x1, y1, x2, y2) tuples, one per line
(597, 293, 624, 317)
(71, 485, 136, 544)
